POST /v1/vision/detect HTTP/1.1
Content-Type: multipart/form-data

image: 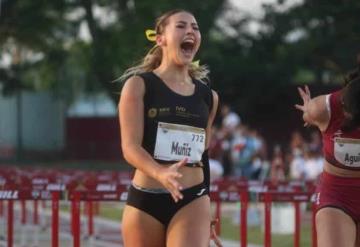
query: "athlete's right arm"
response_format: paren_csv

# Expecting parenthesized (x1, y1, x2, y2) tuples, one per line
(119, 76, 186, 202)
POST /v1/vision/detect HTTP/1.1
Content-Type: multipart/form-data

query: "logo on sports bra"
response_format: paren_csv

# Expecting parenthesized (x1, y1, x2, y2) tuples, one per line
(176, 106, 186, 112)
(197, 188, 206, 196)
(148, 108, 157, 118)
(175, 105, 200, 118)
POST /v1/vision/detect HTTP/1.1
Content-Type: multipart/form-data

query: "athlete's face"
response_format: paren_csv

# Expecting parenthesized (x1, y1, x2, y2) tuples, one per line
(157, 12, 201, 66)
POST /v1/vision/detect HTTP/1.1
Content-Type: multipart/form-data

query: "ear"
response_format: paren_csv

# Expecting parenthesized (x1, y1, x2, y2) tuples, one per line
(156, 34, 166, 46)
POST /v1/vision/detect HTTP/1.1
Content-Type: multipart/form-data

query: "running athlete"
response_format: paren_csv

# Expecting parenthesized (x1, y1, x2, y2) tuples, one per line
(118, 9, 219, 247)
(296, 60, 360, 247)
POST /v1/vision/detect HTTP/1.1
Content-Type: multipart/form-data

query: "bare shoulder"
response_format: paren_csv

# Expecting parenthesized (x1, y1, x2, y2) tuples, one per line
(118, 76, 146, 109)
(121, 75, 145, 97)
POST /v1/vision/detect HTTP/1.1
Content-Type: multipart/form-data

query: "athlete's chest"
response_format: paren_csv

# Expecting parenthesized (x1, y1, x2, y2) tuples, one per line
(331, 129, 360, 168)
(145, 98, 209, 128)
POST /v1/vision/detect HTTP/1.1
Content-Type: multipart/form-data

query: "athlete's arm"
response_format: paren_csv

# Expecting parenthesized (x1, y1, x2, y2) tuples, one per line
(295, 85, 330, 132)
(206, 90, 219, 149)
(119, 76, 186, 202)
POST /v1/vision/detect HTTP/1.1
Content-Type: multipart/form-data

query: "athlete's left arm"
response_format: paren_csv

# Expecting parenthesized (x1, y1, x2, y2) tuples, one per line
(206, 90, 219, 149)
(295, 86, 329, 132)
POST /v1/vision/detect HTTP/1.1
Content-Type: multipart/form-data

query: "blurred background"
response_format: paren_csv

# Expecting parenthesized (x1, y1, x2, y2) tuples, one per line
(1, 0, 359, 171)
(1, 0, 360, 246)
(1, 0, 360, 173)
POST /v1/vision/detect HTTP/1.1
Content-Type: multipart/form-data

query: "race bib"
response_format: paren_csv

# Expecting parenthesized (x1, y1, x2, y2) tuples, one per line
(334, 137, 360, 167)
(154, 122, 205, 163)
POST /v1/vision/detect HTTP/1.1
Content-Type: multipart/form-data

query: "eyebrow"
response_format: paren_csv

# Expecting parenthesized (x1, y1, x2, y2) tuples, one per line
(176, 21, 198, 26)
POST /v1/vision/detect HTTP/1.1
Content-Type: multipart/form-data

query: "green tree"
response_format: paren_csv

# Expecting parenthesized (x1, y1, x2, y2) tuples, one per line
(0, 0, 69, 95)
(208, 0, 360, 123)
(0, 0, 226, 103)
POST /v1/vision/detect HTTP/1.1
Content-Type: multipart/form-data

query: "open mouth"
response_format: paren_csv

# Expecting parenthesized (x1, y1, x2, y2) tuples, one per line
(180, 40, 195, 57)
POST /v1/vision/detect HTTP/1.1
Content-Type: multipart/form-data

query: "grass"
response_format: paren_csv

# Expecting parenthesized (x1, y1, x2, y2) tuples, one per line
(220, 216, 313, 247)
(97, 203, 123, 221)
(60, 202, 124, 220)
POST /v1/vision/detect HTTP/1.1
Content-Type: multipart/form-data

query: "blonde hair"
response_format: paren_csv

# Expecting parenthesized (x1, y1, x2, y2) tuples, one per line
(118, 9, 209, 83)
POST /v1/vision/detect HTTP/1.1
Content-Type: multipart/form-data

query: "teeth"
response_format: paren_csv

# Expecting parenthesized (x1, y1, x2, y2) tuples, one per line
(183, 39, 195, 44)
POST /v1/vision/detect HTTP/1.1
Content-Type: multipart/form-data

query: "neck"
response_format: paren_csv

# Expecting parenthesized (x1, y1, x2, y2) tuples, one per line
(154, 59, 190, 84)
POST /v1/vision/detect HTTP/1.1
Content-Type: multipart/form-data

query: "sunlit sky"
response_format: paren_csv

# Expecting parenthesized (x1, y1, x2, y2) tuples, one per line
(216, 0, 304, 38)
(231, 0, 303, 16)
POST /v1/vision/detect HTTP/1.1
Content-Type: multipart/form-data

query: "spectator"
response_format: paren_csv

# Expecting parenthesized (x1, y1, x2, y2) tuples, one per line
(270, 145, 286, 182)
(221, 103, 241, 133)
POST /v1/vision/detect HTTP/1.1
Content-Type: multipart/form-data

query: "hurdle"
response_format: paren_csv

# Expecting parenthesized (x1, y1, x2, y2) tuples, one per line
(210, 178, 317, 247)
(0, 167, 318, 247)
(0, 190, 63, 247)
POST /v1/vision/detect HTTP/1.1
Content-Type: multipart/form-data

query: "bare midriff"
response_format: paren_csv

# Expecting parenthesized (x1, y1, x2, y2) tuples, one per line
(323, 160, 360, 177)
(132, 165, 204, 189)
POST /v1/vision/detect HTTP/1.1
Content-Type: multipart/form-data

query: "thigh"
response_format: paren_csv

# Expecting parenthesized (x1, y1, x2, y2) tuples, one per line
(166, 196, 211, 247)
(316, 207, 357, 247)
(356, 223, 360, 247)
(122, 205, 166, 247)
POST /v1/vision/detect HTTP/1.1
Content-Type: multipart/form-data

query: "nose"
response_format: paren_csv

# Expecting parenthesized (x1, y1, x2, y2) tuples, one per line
(186, 26, 195, 34)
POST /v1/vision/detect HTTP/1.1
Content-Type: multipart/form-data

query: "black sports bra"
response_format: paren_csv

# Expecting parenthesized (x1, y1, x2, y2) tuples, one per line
(139, 72, 213, 167)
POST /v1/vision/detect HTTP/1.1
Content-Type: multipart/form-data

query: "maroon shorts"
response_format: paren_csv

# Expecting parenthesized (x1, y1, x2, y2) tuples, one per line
(315, 171, 360, 223)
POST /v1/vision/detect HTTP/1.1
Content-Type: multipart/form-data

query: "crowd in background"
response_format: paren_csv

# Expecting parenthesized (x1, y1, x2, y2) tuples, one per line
(208, 104, 324, 182)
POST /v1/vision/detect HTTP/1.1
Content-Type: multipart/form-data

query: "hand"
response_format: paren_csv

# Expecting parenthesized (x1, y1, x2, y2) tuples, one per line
(155, 158, 188, 202)
(210, 218, 223, 247)
(295, 85, 311, 127)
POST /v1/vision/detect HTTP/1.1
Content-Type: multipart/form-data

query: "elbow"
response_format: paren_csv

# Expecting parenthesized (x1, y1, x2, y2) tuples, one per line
(121, 145, 132, 163)
(121, 143, 138, 164)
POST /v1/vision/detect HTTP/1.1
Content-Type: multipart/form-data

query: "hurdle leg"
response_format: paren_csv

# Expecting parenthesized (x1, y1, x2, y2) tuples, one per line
(72, 192, 81, 247)
(7, 200, 14, 247)
(52, 192, 59, 247)
(240, 191, 248, 247)
(312, 202, 317, 247)
(33, 200, 39, 246)
(20, 200, 27, 247)
(264, 193, 272, 247)
(294, 202, 301, 247)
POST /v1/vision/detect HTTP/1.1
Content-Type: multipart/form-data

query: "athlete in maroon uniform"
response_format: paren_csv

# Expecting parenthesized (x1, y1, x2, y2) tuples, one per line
(296, 62, 360, 247)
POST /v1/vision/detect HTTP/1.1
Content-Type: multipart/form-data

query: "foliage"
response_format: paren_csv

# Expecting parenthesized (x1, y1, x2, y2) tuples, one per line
(207, 0, 360, 123)
(0, 0, 70, 94)
(1, 0, 359, 108)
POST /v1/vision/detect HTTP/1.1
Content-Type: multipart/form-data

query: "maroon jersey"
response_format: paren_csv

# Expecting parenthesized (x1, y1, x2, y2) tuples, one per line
(322, 90, 360, 170)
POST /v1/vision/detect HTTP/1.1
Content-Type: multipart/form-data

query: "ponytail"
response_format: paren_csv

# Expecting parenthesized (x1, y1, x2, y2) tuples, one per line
(117, 45, 163, 82)
(344, 54, 360, 86)
(341, 54, 360, 132)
